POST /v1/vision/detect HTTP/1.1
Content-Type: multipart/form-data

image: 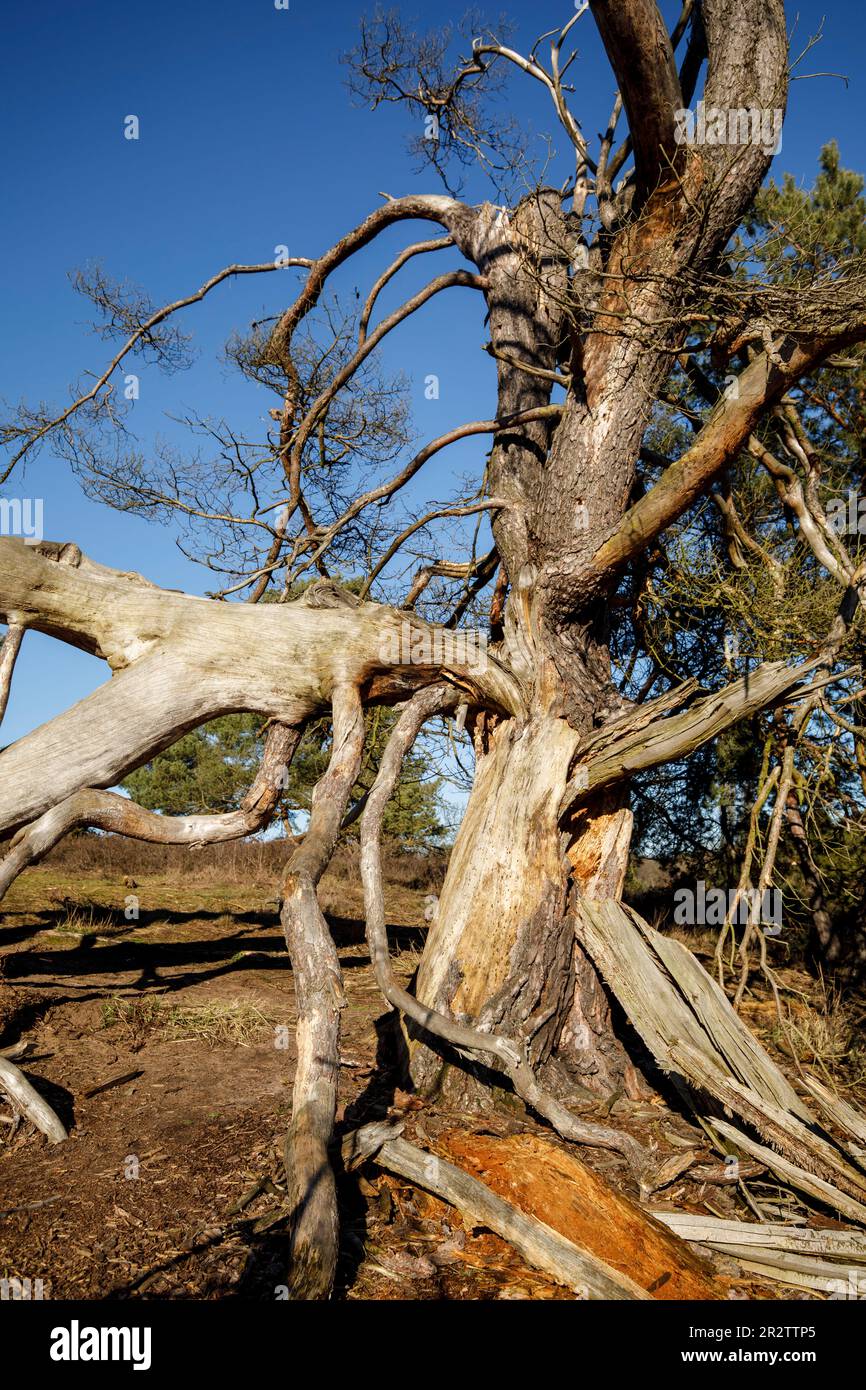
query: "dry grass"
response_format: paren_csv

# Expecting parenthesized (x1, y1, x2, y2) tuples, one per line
(36, 832, 448, 893)
(52, 904, 123, 938)
(100, 995, 165, 1050)
(772, 974, 866, 1085)
(100, 996, 280, 1050)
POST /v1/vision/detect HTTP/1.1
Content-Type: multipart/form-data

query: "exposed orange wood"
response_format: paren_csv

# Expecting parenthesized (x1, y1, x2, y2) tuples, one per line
(439, 1130, 726, 1300)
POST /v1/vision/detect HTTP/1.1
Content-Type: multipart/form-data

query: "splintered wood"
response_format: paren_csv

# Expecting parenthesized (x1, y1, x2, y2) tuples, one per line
(574, 899, 866, 1227)
(575, 900, 808, 1115)
(651, 1212, 866, 1296)
(361, 900, 866, 1299)
(373, 1133, 648, 1300)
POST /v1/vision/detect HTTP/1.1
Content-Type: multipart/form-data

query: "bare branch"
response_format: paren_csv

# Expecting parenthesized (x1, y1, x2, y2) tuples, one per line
(357, 499, 510, 601)
(1, 258, 310, 484)
(0, 539, 522, 835)
(0, 1055, 67, 1144)
(291, 406, 560, 582)
(559, 656, 854, 815)
(283, 267, 485, 520)
(358, 235, 454, 344)
(0, 623, 24, 726)
(267, 195, 471, 371)
(0, 724, 300, 902)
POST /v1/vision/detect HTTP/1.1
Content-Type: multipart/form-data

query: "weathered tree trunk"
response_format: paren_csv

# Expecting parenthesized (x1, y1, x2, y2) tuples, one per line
(411, 698, 640, 1103)
(405, 167, 676, 1103)
(412, 712, 578, 1102)
(558, 788, 642, 1096)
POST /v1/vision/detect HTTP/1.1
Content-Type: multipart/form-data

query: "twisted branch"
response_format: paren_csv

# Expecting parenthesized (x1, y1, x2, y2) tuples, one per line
(279, 683, 365, 1299)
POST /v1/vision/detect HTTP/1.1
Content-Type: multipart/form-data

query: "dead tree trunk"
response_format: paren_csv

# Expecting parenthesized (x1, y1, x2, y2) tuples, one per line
(403, 0, 794, 1104)
(410, 716, 639, 1101)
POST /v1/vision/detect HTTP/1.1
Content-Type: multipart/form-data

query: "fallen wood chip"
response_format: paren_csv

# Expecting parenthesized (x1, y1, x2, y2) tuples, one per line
(373, 1247, 437, 1280)
(0, 1195, 64, 1219)
(663, 1128, 704, 1150)
(640, 1149, 700, 1198)
(703, 1242, 866, 1285)
(83, 1069, 143, 1099)
(733, 1257, 848, 1294)
(688, 1160, 765, 1184)
(0, 1055, 67, 1143)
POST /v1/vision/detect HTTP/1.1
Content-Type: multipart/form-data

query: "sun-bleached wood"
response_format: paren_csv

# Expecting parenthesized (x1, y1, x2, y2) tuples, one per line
(0, 1055, 67, 1144)
(280, 684, 365, 1299)
(0, 538, 519, 837)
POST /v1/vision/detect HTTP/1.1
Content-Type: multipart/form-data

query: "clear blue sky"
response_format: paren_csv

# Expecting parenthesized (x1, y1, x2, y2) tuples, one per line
(1, 0, 864, 746)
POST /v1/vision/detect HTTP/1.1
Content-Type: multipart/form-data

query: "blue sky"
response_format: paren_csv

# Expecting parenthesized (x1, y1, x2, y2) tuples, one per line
(1, 0, 864, 747)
